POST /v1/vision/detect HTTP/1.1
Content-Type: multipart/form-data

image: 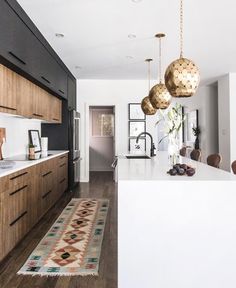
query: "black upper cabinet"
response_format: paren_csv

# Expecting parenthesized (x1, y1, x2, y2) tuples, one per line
(68, 76, 77, 110)
(0, 0, 70, 99)
(0, 0, 35, 73)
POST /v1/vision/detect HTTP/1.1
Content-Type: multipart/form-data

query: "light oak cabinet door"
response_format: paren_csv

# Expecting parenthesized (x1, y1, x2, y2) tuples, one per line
(16, 74, 33, 118)
(32, 84, 50, 121)
(0, 64, 17, 114)
(57, 154, 68, 196)
(50, 96, 62, 123)
(0, 167, 33, 261)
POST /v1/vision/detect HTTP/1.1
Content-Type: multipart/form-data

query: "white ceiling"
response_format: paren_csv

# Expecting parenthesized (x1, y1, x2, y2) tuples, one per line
(17, 0, 236, 84)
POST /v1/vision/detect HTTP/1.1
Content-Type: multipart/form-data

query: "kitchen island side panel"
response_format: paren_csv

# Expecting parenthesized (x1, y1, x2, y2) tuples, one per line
(118, 180, 236, 288)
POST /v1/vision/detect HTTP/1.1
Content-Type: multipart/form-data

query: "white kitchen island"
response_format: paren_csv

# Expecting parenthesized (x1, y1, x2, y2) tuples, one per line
(118, 152, 236, 288)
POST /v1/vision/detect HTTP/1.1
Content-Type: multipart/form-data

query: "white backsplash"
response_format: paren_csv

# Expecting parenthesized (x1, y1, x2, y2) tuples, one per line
(0, 114, 41, 158)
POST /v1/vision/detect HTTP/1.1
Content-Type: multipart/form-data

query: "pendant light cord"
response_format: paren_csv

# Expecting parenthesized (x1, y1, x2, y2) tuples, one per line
(148, 60, 151, 92)
(180, 0, 184, 58)
(159, 37, 162, 83)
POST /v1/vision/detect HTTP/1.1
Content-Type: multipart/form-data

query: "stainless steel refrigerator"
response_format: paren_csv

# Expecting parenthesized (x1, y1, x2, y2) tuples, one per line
(41, 101, 81, 190)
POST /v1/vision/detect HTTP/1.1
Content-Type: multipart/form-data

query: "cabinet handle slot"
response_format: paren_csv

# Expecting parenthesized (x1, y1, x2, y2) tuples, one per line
(41, 76, 51, 84)
(33, 113, 43, 118)
(60, 178, 66, 184)
(58, 89, 64, 94)
(59, 163, 66, 168)
(52, 118, 59, 121)
(42, 171, 52, 177)
(8, 52, 26, 65)
(10, 211, 27, 226)
(0, 105, 17, 111)
(9, 185, 28, 196)
(10, 172, 28, 181)
(42, 190, 52, 199)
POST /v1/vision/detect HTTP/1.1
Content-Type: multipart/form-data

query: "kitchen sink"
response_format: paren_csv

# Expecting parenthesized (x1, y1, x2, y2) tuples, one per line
(126, 155, 151, 159)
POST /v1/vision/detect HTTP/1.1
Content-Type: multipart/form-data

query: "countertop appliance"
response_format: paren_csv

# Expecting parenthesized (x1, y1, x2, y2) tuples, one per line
(41, 101, 81, 190)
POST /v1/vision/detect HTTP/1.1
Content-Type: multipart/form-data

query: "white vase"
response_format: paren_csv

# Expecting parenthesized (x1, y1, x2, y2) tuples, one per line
(168, 133, 180, 165)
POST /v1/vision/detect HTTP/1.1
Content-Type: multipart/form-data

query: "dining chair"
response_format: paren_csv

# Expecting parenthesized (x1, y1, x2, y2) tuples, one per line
(190, 149, 201, 161)
(179, 147, 187, 157)
(207, 154, 222, 168)
(231, 160, 236, 174)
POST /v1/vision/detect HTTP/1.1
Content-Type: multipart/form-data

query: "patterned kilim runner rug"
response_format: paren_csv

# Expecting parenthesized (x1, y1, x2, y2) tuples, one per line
(18, 198, 109, 276)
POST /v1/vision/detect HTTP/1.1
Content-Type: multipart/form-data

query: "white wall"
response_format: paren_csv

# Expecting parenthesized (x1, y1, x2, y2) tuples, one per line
(0, 114, 41, 158)
(77, 79, 159, 182)
(218, 73, 236, 171)
(177, 85, 219, 163)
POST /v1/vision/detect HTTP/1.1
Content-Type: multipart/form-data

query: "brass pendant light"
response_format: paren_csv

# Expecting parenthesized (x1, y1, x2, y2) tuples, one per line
(141, 59, 157, 115)
(165, 0, 200, 97)
(149, 33, 171, 109)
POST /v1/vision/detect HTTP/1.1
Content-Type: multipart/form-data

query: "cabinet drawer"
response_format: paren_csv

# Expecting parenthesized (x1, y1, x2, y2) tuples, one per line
(0, 183, 30, 261)
(0, 208, 28, 261)
(3, 184, 30, 225)
(0, 166, 33, 194)
(37, 158, 54, 177)
(58, 154, 68, 166)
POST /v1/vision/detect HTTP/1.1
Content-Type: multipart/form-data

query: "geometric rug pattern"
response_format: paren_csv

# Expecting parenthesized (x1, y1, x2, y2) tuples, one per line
(17, 198, 109, 276)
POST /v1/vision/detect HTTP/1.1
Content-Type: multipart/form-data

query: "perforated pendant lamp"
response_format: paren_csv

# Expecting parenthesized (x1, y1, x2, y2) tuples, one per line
(149, 33, 171, 109)
(141, 59, 157, 115)
(164, 0, 200, 97)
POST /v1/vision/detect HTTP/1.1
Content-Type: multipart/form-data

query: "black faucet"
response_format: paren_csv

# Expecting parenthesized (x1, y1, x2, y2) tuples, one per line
(136, 132, 156, 157)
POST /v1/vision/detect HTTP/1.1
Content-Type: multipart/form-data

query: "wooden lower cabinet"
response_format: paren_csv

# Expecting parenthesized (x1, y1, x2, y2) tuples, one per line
(0, 153, 68, 261)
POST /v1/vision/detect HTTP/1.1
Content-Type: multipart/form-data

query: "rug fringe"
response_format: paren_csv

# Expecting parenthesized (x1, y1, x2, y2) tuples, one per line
(17, 271, 99, 277)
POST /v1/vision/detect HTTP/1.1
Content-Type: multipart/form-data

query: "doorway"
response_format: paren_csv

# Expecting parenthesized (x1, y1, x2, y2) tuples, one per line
(89, 106, 115, 173)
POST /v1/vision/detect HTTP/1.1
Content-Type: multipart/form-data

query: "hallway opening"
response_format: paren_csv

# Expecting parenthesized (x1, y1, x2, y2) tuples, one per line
(89, 106, 115, 173)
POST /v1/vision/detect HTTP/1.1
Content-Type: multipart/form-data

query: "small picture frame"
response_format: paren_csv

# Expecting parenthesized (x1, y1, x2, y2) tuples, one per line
(129, 138, 146, 153)
(129, 121, 146, 137)
(129, 103, 146, 120)
(28, 130, 41, 153)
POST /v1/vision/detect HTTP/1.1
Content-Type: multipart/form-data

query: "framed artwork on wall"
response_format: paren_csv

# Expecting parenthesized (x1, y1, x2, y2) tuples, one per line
(186, 109, 199, 143)
(129, 138, 146, 153)
(129, 121, 146, 137)
(28, 130, 41, 153)
(128, 103, 146, 120)
(91, 110, 114, 137)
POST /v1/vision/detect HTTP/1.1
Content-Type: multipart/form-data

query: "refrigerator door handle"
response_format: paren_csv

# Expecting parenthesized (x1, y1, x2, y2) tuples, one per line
(73, 157, 82, 164)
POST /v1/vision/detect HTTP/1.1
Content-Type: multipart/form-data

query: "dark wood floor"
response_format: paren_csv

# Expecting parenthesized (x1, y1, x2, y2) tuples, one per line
(0, 172, 117, 288)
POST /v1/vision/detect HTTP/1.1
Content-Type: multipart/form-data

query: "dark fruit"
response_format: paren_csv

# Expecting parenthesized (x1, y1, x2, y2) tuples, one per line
(173, 164, 180, 169)
(169, 168, 178, 176)
(186, 168, 196, 176)
(177, 168, 185, 175)
(180, 164, 188, 171)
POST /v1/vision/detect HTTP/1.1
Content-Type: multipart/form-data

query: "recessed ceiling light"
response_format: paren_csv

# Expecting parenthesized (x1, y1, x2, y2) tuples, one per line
(75, 66, 82, 69)
(131, 0, 142, 3)
(128, 34, 136, 39)
(126, 56, 134, 59)
(55, 33, 64, 38)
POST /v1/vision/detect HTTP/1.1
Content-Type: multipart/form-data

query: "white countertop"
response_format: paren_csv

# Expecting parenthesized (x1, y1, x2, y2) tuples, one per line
(0, 150, 69, 178)
(118, 151, 236, 181)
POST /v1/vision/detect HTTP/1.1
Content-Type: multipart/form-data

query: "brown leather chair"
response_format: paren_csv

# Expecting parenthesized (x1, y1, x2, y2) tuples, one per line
(207, 154, 222, 168)
(231, 160, 236, 174)
(179, 147, 187, 157)
(190, 149, 201, 161)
